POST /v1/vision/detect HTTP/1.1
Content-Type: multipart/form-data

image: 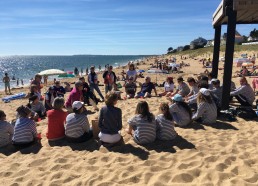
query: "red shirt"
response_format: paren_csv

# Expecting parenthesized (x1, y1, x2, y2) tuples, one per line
(46, 109, 68, 140)
(65, 87, 82, 108)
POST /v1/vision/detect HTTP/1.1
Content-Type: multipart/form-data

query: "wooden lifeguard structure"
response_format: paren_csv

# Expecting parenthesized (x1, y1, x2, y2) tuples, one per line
(212, 0, 258, 109)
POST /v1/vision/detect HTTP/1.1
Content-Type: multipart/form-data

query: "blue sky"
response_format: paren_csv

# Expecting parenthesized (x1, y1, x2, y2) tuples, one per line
(0, 0, 257, 55)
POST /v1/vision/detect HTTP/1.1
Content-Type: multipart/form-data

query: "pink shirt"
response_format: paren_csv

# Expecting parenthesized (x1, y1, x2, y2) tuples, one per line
(65, 87, 82, 108)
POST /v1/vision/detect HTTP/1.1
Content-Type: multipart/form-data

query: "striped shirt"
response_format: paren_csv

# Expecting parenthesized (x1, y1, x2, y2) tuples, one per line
(0, 121, 14, 147)
(156, 114, 177, 140)
(169, 103, 191, 126)
(177, 82, 190, 97)
(65, 113, 90, 138)
(230, 84, 255, 105)
(12, 117, 37, 143)
(128, 114, 156, 144)
(192, 101, 217, 124)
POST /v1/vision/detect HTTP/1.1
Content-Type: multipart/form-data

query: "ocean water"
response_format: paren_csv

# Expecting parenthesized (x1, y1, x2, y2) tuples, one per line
(0, 55, 150, 90)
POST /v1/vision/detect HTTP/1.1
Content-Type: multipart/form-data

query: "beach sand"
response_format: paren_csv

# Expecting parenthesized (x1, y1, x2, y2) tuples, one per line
(0, 51, 258, 186)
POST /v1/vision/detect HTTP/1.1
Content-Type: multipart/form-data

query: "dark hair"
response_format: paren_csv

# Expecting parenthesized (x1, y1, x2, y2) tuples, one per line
(176, 102, 192, 118)
(201, 76, 209, 82)
(160, 103, 172, 121)
(208, 72, 214, 78)
(135, 101, 154, 122)
(105, 92, 118, 106)
(73, 107, 82, 114)
(187, 77, 196, 83)
(29, 95, 38, 102)
(197, 80, 209, 89)
(0, 110, 6, 118)
(16, 105, 31, 118)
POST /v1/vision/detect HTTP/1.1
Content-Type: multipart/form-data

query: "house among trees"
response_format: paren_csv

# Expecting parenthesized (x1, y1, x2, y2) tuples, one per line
(221, 30, 244, 45)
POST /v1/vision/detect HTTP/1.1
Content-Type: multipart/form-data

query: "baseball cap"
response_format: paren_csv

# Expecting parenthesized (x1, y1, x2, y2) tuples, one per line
(72, 101, 84, 110)
(172, 94, 183, 102)
(199, 88, 210, 96)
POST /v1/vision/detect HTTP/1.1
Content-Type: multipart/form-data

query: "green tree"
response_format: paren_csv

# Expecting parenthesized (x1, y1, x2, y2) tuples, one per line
(250, 28, 258, 38)
(167, 47, 173, 53)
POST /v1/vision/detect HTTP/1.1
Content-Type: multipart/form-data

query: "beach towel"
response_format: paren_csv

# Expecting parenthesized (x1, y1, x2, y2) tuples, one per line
(2, 93, 26, 102)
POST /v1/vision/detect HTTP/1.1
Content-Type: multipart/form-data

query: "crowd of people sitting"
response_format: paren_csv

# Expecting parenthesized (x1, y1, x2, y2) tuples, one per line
(0, 63, 257, 148)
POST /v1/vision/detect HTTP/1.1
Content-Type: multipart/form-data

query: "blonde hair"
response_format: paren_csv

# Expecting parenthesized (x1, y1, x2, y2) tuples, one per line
(197, 92, 212, 104)
(105, 92, 118, 106)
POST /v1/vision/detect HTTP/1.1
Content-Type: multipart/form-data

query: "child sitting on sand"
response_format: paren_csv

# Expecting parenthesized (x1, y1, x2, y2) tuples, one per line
(156, 103, 177, 140)
(98, 92, 122, 145)
(124, 76, 137, 98)
(168, 94, 192, 127)
(0, 110, 14, 147)
(192, 88, 217, 124)
(27, 95, 46, 119)
(126, 101, 156, 144)
(12, 106, 38, 147)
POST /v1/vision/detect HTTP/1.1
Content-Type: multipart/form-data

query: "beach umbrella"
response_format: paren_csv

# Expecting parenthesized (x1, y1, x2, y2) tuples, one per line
(38, 69, 67, 76)
(138, 69, 145, 73)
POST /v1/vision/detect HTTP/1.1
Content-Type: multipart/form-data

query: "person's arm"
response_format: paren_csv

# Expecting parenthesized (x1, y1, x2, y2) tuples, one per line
(30, 120, 38, 138)
(171, 89, 179, 96)
(126, 116, 136, 135)
(113, 72, 117, 84)
(230, 86, 245, 96)
(153, 86, 158, 96)
(82, 116, 90, 132)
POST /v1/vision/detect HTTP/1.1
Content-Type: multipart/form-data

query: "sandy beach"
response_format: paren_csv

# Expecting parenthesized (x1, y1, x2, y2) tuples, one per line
(0, 51, 258, 186)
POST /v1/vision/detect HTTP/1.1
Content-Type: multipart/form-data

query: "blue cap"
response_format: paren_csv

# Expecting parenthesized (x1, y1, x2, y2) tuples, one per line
(172, 94, 183, 102)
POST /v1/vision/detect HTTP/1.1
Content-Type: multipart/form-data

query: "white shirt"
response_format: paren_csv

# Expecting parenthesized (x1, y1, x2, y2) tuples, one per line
(126, 70, 137, 81)
(164, 82, 174, 92)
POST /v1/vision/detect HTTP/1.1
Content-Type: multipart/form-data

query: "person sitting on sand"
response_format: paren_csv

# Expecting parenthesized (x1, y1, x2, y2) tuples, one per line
(170, 77, 190, 97)
(210, 79, 223, 109)
(126, 101, 156, 144)
(12, 105, 38, 147)
(27, 84, 41, 100)
(0, 110, 14, 147)
(54, 81, 66, 97)
(126, 63, 137, 82)
(46, 97, 68, 141)
(65, 101, 93, 143)
(45, 86, 57, 111)
(230, 77, 255, 107)
(65, 81, 84, 112)
(3, 73, 11, 95)
(168, 94, 192, 127)
(186, 77, 199, 98)
(135, 76, 158, 98)
(27, 95, 46, 119)
(159, 77, 174, 97)
(156, 103, 177, 141)
(192, 88, 217, 124)
(98, 92, 122, 145)
(124, 76, 137, 98)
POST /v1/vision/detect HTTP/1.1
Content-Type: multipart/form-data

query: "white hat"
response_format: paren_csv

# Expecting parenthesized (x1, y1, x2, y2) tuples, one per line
(72, 101, 84, 110)
(199, 88, 210, 96)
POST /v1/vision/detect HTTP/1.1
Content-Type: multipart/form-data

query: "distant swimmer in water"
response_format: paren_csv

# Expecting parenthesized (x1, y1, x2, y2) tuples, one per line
(3, 73, 11, 94)
(12, 75, 16, 80)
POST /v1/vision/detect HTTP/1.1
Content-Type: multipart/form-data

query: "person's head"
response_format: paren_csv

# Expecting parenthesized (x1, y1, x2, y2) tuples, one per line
(16, 105, 32, 118)
(29, 95, 39, 104)
(75, 81, 83, 90)
(159, 103, 172, 121)
(197, 80, 209, 89)
(108, 66, 113, 72)
(135, 101, 153, 122)
(129, 64, 135, 70)
(187, 77, 196, 86)
(90, 66, 95, 72)
(172, 94, 183, 103)
(197, 88, 212, 104)
(207, 72, 213, 80)
(72, 101, 85, 114)
(211, 79, 220, 88)
(0, 110, 6, 121)
(55, 81, 61, 87)
(53, 97, 65, 110)
(105, 91, 119, 106)
(145, 76, 151, 83)
(166, 77, 174, 84)
(177, 77, 184, 84)
(35, 74, 42, 82)
(79, 77, 85, 83)
(201, 75, 209, 83)
(240, 77, 248, 86)
(5, 73, 8, 77)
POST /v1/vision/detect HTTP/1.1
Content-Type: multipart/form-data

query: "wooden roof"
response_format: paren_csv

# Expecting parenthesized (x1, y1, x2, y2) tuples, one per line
(213, 0, 258, 26)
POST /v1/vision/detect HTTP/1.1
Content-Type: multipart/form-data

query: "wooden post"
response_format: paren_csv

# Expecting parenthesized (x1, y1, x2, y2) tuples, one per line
(212, 25, 221, 78)
(221, 5, 237, 110)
